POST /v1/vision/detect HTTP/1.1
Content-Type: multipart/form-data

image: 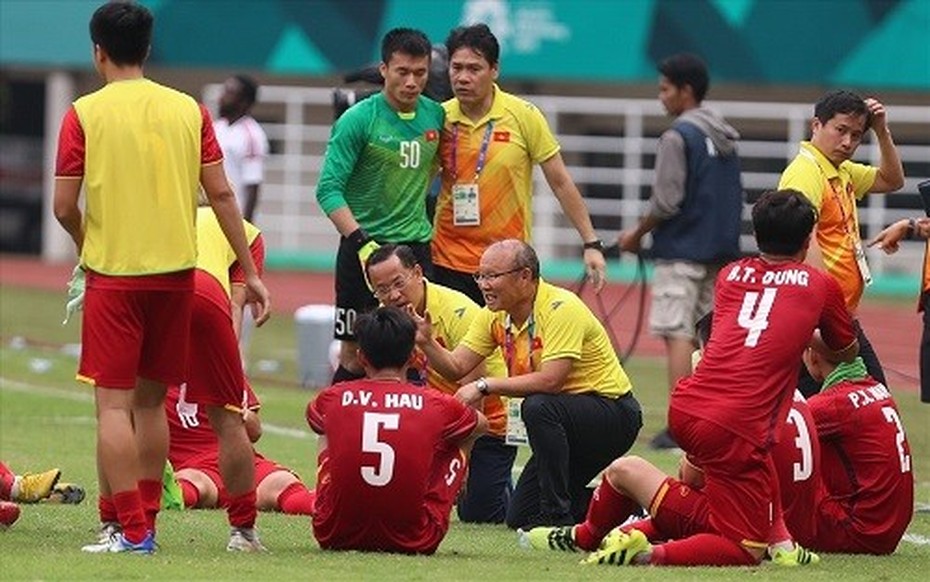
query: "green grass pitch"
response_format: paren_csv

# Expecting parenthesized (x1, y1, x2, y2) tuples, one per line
(1, 285, 928, 580)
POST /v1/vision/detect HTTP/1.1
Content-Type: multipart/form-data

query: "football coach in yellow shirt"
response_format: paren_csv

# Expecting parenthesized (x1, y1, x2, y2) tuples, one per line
(413, 239, 642, 529)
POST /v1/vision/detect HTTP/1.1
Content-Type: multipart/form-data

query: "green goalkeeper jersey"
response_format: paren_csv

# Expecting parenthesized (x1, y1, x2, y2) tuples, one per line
(316, 92, 444, 242)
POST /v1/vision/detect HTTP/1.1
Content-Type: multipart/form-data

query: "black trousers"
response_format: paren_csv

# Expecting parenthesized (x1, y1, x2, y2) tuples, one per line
(797, 319, 886, 398)
(505, 392, 642, 530)
(456, 435, 518, 523)
(922, 291, 930, 403)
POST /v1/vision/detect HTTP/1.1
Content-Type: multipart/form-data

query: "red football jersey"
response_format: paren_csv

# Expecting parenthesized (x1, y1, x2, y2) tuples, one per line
(808, 377, 914, 553)
(166, 382, 259, 468)
(771, 391, 822, 539)
(671, 257, 855, 448)
(306, 378, 478, 552)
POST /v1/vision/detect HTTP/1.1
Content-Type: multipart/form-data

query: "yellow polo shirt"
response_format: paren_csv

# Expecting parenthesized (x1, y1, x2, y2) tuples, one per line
(461, 279, 632, 397)
(433, 86, 560, 273)
(779, 141, 877, 311)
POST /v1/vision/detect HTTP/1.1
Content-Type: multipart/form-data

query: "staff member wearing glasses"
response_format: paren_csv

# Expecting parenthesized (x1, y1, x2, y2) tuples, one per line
(412, 239, 642, 530)
(364, 244, 513, 524)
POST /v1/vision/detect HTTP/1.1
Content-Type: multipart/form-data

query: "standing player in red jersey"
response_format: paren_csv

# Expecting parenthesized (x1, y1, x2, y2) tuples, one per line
(788, 334, 914, 555)
(527, 190, 858, 567)
(306, 307, 488, 554)
(53, 2, 270, 555)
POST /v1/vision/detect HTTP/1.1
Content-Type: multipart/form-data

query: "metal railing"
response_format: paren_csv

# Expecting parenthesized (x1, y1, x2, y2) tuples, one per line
(204, 84, 930, 278)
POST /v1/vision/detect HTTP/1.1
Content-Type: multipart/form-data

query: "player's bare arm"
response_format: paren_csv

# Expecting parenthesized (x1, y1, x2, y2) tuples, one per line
(202, 163, 272, 325)
(53, 178, 85, 253)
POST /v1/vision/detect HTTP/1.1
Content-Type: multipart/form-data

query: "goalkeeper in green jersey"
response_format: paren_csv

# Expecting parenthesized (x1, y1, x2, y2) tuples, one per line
(316, 27, 444, 383)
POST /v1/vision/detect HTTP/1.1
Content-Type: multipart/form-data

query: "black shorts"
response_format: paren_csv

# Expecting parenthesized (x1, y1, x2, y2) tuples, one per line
(333, 238, 433, 341)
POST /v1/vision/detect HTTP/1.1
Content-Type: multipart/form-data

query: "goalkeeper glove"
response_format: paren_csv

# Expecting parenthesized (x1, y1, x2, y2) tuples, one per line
(348, 229, 380, 290)
(62, 265, 85, 325)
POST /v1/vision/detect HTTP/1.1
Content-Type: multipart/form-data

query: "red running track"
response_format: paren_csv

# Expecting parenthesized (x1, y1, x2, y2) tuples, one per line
(0, 254, 919, 392)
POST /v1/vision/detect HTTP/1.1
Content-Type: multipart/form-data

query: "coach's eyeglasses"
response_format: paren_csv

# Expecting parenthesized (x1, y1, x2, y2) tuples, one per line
(372, 271, 415, 298)
(472, 267, 525, 283)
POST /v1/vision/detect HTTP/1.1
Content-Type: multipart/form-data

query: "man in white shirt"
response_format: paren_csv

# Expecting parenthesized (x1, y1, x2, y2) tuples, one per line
(214, 75, 269, 222)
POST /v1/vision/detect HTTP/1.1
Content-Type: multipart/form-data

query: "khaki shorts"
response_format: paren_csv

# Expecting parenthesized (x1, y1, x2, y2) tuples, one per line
(649, 261, 720, 340)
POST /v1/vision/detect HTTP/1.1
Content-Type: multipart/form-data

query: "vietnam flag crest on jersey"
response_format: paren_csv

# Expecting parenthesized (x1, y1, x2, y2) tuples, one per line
(425, 129, 439, 141)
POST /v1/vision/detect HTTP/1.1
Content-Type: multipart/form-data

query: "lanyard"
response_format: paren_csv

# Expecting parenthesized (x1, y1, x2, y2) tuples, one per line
(828, 180, 859, 245)
(503, 312, 535, 376)
(450, 122, 494, 181)
(800, 148, 859, 245)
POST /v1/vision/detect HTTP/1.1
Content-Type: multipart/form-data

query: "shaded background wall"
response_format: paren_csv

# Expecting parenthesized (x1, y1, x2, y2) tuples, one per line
(2, 0, 928, 87)
(1, 0, 928, 263)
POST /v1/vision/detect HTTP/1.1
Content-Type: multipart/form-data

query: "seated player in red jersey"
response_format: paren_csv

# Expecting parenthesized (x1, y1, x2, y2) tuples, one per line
(306, 306, 488, 554)
(522, 190, 859, 567)
(523, 311, 820, 566)
(166, 381, 316, 516)
(786, 333, 914, 555)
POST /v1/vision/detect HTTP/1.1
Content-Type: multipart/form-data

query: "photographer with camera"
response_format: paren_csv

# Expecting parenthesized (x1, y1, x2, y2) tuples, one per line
(316, 28, 444, 383)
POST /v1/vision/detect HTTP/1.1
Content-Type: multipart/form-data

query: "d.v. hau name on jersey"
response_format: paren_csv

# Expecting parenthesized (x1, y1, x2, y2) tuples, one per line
(340, 389, 424, 410)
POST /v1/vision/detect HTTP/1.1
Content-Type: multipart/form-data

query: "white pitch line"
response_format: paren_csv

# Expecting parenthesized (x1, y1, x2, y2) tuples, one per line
(0, 377, 94, 402)
(0, 376, 313, 439)
(902, 533, 930, 546)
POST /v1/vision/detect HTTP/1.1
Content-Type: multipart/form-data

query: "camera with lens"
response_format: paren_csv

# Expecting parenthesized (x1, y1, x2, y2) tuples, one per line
(332, 88, 381, 121)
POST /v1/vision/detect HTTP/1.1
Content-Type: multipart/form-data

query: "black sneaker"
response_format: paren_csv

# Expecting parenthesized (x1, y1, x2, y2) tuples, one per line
(649, 429, 679, 450)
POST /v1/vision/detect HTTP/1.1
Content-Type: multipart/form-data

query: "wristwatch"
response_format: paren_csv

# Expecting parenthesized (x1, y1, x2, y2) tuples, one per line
(583, 239, 605, 252)
(475, 377, 490, 396)
(906, 218, 918, 240)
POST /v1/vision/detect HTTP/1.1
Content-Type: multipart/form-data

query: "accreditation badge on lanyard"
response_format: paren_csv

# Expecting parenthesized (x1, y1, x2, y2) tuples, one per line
(853, 240, 873, 287)
(831, 180, 872, 287)
(502, 313, 534, 447)
(450, 122, 494, 227)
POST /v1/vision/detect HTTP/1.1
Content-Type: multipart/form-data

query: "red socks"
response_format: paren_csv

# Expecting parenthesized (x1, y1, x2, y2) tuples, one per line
(112, 489, 147, 544)
(621, 517, 662, 541)
(226, 490, 257, 529)
(138, 479, 162, 533)
(651, 533, 760, 566)
(98, 495, 118, 523)
(277, 482, 316, 515)
(574, 475, 637, 551)
(178, 479, 200, 508)
(0, 462, 14, 501)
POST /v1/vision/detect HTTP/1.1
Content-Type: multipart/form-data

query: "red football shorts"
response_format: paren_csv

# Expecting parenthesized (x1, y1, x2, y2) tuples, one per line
(669, 407, 775, 551)
(79, 270, 194, 388)
(649, 477, 713, 540)
(176, 450, 290, 508)
(185, 273, 244, 408)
